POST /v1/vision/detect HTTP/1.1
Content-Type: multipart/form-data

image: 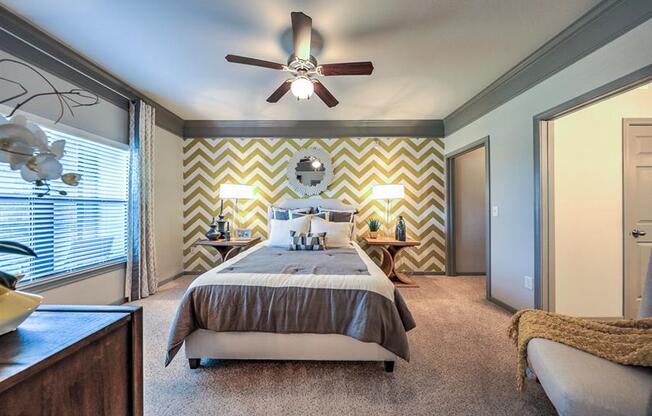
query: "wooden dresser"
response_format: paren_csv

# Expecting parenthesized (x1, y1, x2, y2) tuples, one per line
(0, 305, 143, 416)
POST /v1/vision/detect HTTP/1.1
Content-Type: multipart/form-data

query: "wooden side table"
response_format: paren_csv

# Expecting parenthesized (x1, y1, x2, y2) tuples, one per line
(194, 237, 261, 264)
(363, 237, 421, 287)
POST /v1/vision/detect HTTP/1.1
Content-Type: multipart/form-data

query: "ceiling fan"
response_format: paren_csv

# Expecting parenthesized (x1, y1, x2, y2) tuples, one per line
(225, 12, 374, 108)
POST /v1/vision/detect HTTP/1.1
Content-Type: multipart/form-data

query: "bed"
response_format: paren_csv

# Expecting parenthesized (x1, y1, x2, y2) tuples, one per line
(165, 198, 415, 372)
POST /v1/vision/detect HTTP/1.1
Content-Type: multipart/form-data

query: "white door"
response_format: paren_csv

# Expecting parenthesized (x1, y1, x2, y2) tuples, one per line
(624, 119, 652, 319)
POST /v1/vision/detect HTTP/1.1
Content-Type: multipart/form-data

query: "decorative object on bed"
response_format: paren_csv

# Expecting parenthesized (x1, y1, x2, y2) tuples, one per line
(364, 237, 421, 287)
(193, 236, 261, 265)
(289, 231, 326, 251)
(235, 228, 252, 240)
(371, 184, 404, 236)
(395, 216, 407, 241)
(219, 183, 254, 229)
(286, 147, 333, 196)
(367, 218, 381, 239)
(310, 216, 353, 248)
(268, 215, 311, 247)
(509, 309, 652, 391)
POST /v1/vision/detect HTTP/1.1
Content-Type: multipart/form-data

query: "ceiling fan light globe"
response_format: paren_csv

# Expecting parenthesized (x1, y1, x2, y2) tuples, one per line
(291, 77, 314, 100)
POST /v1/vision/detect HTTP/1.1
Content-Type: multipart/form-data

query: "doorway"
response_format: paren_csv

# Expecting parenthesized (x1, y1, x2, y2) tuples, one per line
(536, 79, 652, 319)
(446, 137, 491, 298)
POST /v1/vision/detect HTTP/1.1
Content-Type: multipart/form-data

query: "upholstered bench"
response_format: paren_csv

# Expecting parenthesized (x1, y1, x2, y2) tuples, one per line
(526, 261, 652, 416)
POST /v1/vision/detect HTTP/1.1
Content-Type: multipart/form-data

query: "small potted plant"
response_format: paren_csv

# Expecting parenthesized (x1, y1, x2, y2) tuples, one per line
(367, 218, 381, 239)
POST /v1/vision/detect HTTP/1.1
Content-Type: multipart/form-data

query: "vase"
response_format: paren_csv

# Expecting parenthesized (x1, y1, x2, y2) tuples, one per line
(0, 285, 43, 336)
(205, 217, 221, 241)
(369, 231, 378, 239)
(395, 216, 407, 241)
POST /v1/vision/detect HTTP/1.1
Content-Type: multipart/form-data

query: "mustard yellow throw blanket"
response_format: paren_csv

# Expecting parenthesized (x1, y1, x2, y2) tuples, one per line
(508, 309, 652, 390)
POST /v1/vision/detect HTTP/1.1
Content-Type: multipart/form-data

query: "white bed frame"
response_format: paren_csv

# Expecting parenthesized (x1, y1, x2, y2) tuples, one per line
(184, 198, 399, 372)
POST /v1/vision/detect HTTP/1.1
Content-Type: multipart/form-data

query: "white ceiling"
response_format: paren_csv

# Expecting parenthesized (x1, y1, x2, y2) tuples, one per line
(1, 0, 600, 120)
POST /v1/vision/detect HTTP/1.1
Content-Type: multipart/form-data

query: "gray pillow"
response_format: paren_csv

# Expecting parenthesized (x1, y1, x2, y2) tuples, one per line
(292, 211, 327, 220)
(271, 207, 310, 220)
(318, 207, 356, 223)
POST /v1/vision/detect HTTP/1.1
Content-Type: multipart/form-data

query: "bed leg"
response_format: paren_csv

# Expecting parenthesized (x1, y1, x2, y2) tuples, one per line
(384, 361, 395, 372)
(188, 358, 200, 369)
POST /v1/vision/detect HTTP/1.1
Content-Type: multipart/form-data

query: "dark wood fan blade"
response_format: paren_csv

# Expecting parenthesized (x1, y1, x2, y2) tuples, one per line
(225, 54, 284, 70)
(319, 62, 374, 76)
(313, 80, 338, 107)
(291, 12, 312, 61)
(266, 81, 292, 103)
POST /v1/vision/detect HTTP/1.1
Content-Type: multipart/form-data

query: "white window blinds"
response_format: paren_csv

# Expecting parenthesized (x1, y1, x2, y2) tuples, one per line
(0, 126, 129, 285)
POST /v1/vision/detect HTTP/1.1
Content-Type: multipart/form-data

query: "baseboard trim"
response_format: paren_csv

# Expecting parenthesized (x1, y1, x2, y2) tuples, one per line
(158, 271, 186, 287)
(405, 271, 445, 276)
(487, 296, 517, 314)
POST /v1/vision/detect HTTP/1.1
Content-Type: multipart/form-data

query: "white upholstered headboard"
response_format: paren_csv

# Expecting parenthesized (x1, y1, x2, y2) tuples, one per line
(273, 198, 356, 212)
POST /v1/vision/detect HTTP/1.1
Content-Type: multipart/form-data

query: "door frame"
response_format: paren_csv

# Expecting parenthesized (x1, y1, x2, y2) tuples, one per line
(533, 64, 652, 310)
(446, 136, 491, 299)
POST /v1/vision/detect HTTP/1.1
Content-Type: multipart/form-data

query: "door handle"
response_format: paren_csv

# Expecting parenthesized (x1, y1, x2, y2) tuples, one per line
(632, 229, 647, 238)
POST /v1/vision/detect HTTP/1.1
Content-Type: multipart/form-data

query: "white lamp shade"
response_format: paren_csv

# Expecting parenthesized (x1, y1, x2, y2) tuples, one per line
(219, 183, 254, 199)
(371, 184, 404, 200)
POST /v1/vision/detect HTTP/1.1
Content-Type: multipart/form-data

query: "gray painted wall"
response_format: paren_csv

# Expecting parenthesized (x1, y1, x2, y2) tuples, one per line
(0, 50, 128, 142)
(445, 17, 652, 310)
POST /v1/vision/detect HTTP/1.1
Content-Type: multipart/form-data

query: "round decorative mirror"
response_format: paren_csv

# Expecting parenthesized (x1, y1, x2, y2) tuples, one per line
(287, 147, 334, 196)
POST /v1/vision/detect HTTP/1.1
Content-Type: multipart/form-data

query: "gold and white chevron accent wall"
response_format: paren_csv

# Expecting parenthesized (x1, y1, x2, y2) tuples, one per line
(183, 137, 445, 273)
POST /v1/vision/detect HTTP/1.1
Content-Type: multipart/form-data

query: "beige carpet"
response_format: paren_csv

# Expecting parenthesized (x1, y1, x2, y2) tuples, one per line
(129, 275, 556, 415)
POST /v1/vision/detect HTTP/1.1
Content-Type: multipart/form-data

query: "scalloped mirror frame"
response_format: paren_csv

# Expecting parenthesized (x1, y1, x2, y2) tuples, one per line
(286, 147, 334, 196)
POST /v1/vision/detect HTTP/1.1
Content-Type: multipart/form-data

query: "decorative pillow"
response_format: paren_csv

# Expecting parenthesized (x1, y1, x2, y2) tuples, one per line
(318, 207, 356, 223)
(291, 211, 327, 220)
(271, 207, 310, 220)
(289, 231, 326, 251)
(310, 217, 353, 248)
(268, 216, 311, 247)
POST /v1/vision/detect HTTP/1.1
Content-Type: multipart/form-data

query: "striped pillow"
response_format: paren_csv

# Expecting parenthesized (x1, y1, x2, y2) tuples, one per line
(289, 231, 327, 251)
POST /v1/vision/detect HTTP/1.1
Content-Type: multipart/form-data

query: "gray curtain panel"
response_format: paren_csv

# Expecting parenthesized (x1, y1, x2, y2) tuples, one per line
(126, 100, 157, 301)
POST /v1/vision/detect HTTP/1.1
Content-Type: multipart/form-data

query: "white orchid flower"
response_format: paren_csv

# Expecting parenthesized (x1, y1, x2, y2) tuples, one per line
(1, 114, 80, 189)
(26, 154, 63, 181)
(61, 173, 81, 186)
(49, 140, 65, 159)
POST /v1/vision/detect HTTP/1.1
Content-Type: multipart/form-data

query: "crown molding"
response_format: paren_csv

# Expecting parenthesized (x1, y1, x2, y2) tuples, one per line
(444, 0, 652, 136)
(183, 119, 444, 138)
(0, 4, 184, 136)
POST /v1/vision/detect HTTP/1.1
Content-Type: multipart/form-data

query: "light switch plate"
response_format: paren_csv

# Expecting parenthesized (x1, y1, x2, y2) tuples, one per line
(524, 275, 533, 290)
(492, 206, 499, 217)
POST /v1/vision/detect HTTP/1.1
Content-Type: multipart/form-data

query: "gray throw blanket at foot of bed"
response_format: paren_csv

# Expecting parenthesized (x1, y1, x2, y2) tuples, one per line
(165, 246, 416, 365)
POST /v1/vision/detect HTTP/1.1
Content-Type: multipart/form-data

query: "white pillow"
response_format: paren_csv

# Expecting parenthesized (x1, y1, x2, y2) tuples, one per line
(310, 217, 353, 248)
(268, 216, 311, 247)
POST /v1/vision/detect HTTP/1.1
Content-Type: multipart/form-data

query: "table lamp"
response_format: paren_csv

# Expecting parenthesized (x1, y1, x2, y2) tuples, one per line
(371, 184, 404, 237)
(219, 183, 254, 229)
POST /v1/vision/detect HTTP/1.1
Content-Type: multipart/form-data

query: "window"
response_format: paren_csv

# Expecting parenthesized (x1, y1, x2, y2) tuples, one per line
(0, 126, 129, 285)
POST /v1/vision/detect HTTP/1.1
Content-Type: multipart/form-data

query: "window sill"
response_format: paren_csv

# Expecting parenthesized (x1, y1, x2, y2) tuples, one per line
(17, 261, 127, 294)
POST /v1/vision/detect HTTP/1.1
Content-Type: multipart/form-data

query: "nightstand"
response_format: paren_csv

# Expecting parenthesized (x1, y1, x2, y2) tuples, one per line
(363, 237, 421, 287)
(193, 237, 261, 264)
